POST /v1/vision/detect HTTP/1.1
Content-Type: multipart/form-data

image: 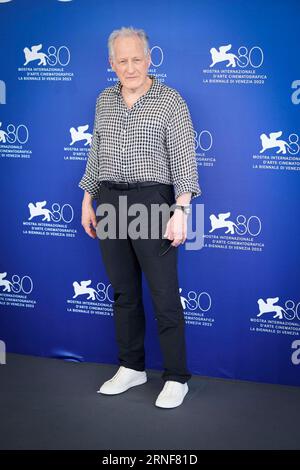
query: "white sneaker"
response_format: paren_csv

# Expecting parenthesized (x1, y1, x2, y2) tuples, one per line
(155, 381, 189, 408)
(97, 366, 147, 395)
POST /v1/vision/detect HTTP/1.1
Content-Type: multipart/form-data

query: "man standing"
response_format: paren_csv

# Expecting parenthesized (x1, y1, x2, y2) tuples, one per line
(79, 26, 201, 408)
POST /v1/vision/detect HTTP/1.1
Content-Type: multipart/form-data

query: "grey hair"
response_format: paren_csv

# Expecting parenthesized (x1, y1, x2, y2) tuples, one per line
(108, 26, 150, 61)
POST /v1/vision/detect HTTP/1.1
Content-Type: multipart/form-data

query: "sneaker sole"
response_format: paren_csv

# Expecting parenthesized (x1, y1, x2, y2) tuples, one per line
(97, 376, 147, 395)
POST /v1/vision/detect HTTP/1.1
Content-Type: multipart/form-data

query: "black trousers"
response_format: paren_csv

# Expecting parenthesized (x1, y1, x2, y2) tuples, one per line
(95, 182, 192, 384)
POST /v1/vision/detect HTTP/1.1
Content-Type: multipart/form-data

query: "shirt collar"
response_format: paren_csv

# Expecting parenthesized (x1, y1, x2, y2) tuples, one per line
(112, 74, 161, 98)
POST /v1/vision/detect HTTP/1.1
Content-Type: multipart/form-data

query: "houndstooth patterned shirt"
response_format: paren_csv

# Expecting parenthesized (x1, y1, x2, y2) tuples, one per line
(78, 74, 201, 201)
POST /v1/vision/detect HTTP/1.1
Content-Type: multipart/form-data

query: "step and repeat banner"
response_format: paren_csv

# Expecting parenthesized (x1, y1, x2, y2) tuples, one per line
(0, 0, 299, 386)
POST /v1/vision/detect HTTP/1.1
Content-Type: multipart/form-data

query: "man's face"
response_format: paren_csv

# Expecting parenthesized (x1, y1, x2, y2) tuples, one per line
(109, 35, 151, 91)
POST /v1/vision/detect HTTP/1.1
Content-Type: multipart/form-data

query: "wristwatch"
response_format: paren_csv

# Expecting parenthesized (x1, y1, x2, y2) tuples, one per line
(174, 204, 191, 215)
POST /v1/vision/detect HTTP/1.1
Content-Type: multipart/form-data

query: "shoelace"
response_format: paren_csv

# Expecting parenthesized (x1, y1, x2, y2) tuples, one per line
(164, 381, 173, 391)
(163, 381, 185, 393)
(109, 366, 124, 382)
(109, 366, 145, 383)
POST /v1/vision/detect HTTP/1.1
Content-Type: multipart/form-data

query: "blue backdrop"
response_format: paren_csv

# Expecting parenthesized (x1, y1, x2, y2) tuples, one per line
(0, 0, 299, 386)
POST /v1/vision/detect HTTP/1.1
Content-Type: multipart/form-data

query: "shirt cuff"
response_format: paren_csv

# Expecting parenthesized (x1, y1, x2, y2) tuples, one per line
(173, 180, 202, 201)
(78, 174, 101, 199)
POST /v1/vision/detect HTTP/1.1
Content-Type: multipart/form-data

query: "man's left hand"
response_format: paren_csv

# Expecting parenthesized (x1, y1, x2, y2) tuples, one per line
(163, 208, 187, 247)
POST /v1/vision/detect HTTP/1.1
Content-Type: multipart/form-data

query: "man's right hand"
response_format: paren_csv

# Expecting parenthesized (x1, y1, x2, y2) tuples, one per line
(81, 192, 97, 239)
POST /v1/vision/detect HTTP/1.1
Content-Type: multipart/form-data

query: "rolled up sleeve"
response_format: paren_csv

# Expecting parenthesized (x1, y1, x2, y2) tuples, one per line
(78, 95, 101, 199)
(165, 95, 201, 200)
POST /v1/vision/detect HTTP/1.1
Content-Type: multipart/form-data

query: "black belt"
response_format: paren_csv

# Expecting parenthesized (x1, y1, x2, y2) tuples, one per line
(101, 180, 169, 190)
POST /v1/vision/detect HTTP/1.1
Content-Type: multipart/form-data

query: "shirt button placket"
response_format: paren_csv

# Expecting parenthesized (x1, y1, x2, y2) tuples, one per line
(121, 110, 128, 178)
